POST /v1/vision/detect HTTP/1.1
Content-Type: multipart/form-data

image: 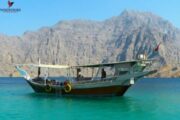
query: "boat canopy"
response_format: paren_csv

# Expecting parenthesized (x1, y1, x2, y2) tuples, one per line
(71, 59, 155, 68)
(16, 64, 70, 69)
(72, 60, 138, 68)
(15, 59, 154, 69)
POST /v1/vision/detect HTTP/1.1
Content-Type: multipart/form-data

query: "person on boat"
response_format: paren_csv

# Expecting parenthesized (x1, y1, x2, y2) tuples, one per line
(38, 67, 41, 77)
(77, 68, 83, 80)
(101, 68, 106, 79)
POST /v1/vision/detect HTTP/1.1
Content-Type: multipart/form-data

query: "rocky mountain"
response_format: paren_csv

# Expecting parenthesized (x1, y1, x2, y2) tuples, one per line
(0, 10, 180, 77)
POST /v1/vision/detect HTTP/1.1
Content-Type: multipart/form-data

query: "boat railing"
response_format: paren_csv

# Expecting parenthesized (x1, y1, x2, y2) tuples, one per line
(73, 76, 119, 84)
(32, 70, 149, 86)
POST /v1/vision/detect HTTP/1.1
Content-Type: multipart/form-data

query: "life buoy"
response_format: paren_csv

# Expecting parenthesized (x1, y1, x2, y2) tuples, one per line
(45, 84, 52, 92)
(64, 83, 71, 93)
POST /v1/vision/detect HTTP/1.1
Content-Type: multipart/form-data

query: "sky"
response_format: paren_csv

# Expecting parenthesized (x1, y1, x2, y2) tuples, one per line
(0, 0, 180, 36)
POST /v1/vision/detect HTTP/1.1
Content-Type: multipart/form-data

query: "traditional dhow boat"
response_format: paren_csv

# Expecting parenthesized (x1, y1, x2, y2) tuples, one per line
(15, 54, 157, 97)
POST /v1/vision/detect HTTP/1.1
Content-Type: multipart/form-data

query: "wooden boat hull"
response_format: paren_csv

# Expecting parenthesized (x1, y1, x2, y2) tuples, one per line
(24, 70, 157, 97)
(26, 80, 131, 96)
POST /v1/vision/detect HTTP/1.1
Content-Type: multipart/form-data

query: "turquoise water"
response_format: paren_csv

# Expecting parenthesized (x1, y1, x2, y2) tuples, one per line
(0, 78, 180, 120)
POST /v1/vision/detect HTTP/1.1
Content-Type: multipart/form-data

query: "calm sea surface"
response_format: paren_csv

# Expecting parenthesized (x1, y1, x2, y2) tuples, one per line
(0, 77, 180, 120)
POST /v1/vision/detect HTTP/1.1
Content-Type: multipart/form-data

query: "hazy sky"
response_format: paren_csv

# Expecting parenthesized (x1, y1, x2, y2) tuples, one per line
(0, 0, 179, 35)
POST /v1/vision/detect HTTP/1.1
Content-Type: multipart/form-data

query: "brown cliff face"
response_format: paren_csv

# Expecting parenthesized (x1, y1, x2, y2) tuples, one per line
(0, 10, 180, 77)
